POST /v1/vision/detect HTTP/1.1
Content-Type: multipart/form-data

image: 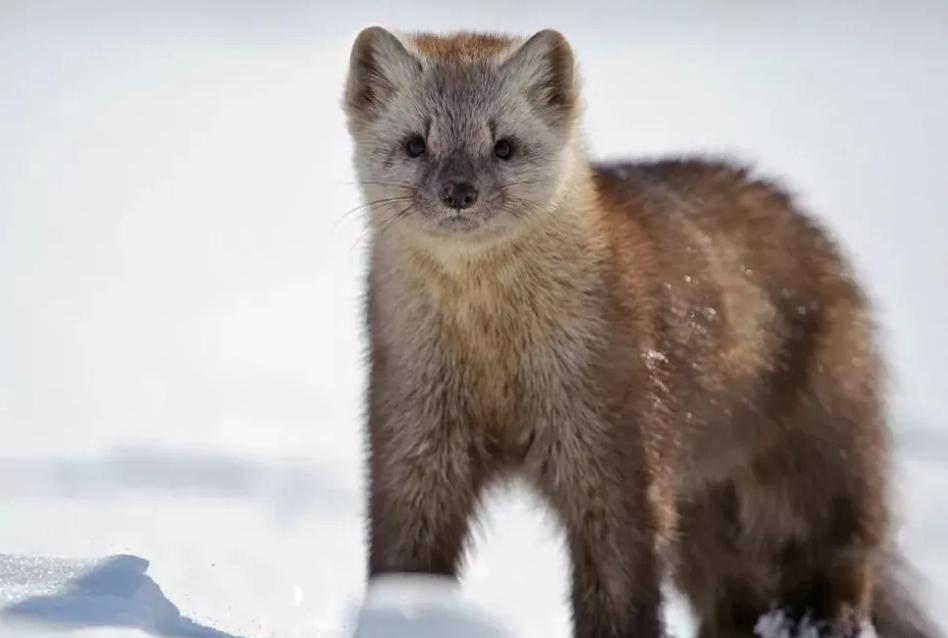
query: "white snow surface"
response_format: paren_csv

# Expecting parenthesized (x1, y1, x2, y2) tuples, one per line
(1, 1, 946, 637)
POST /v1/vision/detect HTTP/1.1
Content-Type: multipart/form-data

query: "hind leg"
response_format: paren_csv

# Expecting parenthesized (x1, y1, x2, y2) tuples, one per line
(674, 430, 886, 638)
(674, 291, 891, 638)
(672, 481, 771, 638)
(740, 431, 885, 638)
(747, 299, 890, 638)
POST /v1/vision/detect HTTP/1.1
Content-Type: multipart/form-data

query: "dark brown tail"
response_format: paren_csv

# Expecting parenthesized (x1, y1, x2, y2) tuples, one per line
(872, 550, 943, 638)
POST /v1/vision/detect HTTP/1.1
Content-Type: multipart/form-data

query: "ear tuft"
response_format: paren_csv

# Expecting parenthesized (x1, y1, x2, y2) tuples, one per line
(344, 26, 421, 126)
(502, 29, 578, 129)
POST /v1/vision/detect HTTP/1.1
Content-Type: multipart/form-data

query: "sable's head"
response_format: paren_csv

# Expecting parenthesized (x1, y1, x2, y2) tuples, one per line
(343, 27, 580, 245)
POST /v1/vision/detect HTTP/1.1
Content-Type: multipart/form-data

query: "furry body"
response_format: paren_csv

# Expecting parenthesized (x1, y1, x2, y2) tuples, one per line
(342, 27, 940, 638)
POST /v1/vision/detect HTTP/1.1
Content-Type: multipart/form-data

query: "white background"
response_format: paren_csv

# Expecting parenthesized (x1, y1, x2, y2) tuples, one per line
(0, 1, 946, 637)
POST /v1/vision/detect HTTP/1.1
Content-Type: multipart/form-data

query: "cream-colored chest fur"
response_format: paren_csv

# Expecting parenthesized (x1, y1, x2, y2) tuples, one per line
(371, 232, 606, 456)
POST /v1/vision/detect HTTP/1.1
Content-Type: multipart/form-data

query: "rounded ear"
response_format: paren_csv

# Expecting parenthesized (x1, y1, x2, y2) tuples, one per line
(344, 26, 422, 126)
(501, 29, 579, 129)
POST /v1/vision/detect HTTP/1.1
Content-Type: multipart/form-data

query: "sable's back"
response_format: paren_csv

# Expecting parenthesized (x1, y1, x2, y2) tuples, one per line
(588, 156, 878, 440)
(594, 156, 865, 310)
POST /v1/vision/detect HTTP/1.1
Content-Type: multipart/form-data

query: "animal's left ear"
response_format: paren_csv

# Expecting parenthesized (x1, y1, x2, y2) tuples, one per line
(501, 29, 579, 130)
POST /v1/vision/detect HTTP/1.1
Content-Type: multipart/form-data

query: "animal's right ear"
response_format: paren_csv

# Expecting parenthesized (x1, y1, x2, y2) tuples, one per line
(344, 26, 421, 125)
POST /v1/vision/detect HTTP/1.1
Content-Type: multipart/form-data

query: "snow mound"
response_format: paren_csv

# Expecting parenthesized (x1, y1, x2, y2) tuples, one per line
(0, 553, 248, 638)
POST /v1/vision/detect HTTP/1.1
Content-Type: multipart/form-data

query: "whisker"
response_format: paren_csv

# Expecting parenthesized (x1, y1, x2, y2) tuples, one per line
(353, 180, 418, 191)
(341, 196, 413, 220)
(349, 205, 407, 252)
(336, 177, 416, 187)
(502, 193, 544, 220)
(375, 202, 417, 243)
(332, 196, 414, 234)
(498, 179, 541, 192)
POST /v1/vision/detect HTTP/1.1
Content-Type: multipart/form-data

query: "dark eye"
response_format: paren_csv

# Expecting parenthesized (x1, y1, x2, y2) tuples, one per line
(405, 135, 426, 158)
(493, 138, 514, 160)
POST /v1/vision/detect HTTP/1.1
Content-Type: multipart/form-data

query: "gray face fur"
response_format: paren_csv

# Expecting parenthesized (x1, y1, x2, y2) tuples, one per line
(344, 28, 580, 245)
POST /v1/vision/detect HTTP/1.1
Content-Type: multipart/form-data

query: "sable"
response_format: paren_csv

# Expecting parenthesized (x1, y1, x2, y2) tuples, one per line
(342, 26, 941, 638)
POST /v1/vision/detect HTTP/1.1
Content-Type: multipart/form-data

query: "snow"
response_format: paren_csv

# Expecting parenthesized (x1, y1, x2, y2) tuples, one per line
(752, 607, 877, 638)
(0, 1, 946, 637)
(348, 575, 514, 638)
(0, 554, 237, 638)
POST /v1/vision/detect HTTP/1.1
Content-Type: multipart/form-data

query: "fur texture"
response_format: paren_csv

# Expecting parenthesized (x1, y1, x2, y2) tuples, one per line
(342, 26, 942, 638)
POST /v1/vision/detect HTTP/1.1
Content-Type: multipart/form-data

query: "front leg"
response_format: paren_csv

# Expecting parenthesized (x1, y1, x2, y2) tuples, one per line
(536, 417, 670, 638)
(365, 374, 486, 579)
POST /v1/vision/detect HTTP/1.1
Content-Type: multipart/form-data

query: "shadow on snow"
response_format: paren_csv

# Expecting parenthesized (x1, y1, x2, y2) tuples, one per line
(1, 554, 259, 638)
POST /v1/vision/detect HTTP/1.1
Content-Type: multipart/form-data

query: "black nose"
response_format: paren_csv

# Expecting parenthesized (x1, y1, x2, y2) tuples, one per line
(439, 180, 478, 210)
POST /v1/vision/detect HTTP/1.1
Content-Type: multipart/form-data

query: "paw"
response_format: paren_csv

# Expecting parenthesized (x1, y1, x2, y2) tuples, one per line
(753, 605, 874, 638)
